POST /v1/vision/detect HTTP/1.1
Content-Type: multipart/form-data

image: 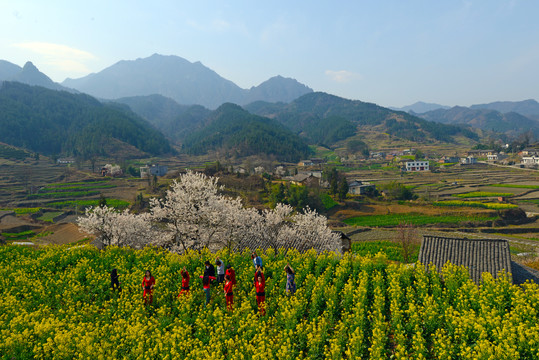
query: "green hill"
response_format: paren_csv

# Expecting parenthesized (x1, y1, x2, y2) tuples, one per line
(0, 82, 173, 158)
(182, 103, 311, 162)
(246, 92, 479, 144)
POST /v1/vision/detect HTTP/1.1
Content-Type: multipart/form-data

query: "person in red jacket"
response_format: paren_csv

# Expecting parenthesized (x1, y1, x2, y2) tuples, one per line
(200, 274, 216, 306)
(224, 274, 234, 311)
(225, 265, 236, 286)
(178, 267, 190, 298)
(255, 273, 266, 316)
(141, 270, 155, 305)
(254, 265, 265, 286)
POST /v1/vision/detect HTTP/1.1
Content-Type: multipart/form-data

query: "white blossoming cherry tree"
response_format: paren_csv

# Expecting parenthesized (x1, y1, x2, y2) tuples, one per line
(77, 206, 154, 248)
(78, 170, 341, 254)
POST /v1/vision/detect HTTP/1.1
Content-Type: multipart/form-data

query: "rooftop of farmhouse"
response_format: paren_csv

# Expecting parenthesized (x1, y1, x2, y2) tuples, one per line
(419, 235, 539, 284)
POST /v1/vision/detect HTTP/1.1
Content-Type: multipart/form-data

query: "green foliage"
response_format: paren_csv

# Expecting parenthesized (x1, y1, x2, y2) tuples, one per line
(433, 201, 519, 209)
(346, 139, 370, 157)
(297, 115, 356, 145)
(453, 192, 514, 198)
(379, 181, 416, 200)
(343, 213, 498, 227)
(0, 82, 173, 157)
(0, 207, 41, 215)
(319, 193, 339, 210)
(1, 230, 35, 240)
(338, 177, 349, 200)
(351, 241, 420, 262)
(267, 182, 322, 212)
(182, 103, 311, 162)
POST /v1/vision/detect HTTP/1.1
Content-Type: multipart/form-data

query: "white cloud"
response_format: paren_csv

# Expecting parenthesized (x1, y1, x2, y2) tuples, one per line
(12, 42, 96, 60)
(11, 42, 97, 76)
(325, 70, 362, 83)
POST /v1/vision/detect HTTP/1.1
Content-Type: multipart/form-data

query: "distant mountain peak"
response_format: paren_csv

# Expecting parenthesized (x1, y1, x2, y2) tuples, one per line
(62, 54, 313, 108)
(391, 101, 450, 114)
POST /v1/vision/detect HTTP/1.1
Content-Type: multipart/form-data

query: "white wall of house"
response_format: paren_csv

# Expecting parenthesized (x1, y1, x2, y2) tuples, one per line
(405, 161, 430, 171)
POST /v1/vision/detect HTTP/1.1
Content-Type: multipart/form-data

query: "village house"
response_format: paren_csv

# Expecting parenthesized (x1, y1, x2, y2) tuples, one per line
(370, 151, 386, 159)
(140, 164, 168, 178)
(439, 155, 460, 163)
(460, 156, 477, 165)
(404, 160, 430, 172)
(348, 180, 376, 195)
(56, 157, 75, 164)
(289, 173, 320, 187)
(521, 148, 539, 156)
(467, 149, 495, 157)
(298, 159, 314, 167)
(487, 153, 508, 162)
(521, 156, 539, 166)
(233, 166, 247, 174)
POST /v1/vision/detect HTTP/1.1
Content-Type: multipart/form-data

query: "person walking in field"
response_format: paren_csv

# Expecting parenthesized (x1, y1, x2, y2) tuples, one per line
(200, 274, 216, 306)
(216, 258, 225, 284)
(251, 252, 263, 268)
(224, 274, 234, 311)
(141, 270, 155, 305)
(110, 268, 122, 292)
(225, 264, 236, 286)
(284, 263, 296, 295)
(178, 267, 190, 298)
(255, 273, 266, 316)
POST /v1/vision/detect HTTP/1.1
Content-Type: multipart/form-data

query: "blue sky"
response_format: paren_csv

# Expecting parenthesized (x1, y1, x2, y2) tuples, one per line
(1, 0, 538, 107)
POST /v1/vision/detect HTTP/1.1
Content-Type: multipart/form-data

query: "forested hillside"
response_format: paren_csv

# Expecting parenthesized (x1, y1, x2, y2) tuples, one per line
(247, 93, 479, 144)
(0, 82, 173, 157)
(182, 103, 311, 162)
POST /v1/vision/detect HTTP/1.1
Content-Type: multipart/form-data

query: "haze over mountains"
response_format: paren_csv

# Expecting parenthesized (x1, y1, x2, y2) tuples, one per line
(396, 99, 539, 137)
(1, 52, 538, 161)
(62, 54, 313, 109)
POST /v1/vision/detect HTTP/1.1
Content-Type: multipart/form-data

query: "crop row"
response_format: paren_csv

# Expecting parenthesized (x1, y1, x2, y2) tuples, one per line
(343, 213, 498, 227)
(433, 201, 518, 210)
(453, 192, 514, 198)
(27, 190, 101, 200)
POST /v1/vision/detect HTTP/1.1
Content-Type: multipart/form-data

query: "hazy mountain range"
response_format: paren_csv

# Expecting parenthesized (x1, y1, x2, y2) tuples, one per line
(0, 53, 537, 161)
(62, 54, 313, 109)
(396, 99, 539, 137)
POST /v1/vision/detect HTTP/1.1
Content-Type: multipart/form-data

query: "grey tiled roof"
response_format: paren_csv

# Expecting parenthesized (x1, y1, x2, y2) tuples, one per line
(419, 235, 512, 283)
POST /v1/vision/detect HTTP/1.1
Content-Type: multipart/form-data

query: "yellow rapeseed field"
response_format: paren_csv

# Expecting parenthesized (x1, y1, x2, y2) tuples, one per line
(1, 245, 538, 359)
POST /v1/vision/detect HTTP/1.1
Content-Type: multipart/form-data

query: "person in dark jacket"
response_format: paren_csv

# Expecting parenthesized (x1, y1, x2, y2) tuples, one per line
(110, 268, 122, 292)
(204, 260, 216, 279)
